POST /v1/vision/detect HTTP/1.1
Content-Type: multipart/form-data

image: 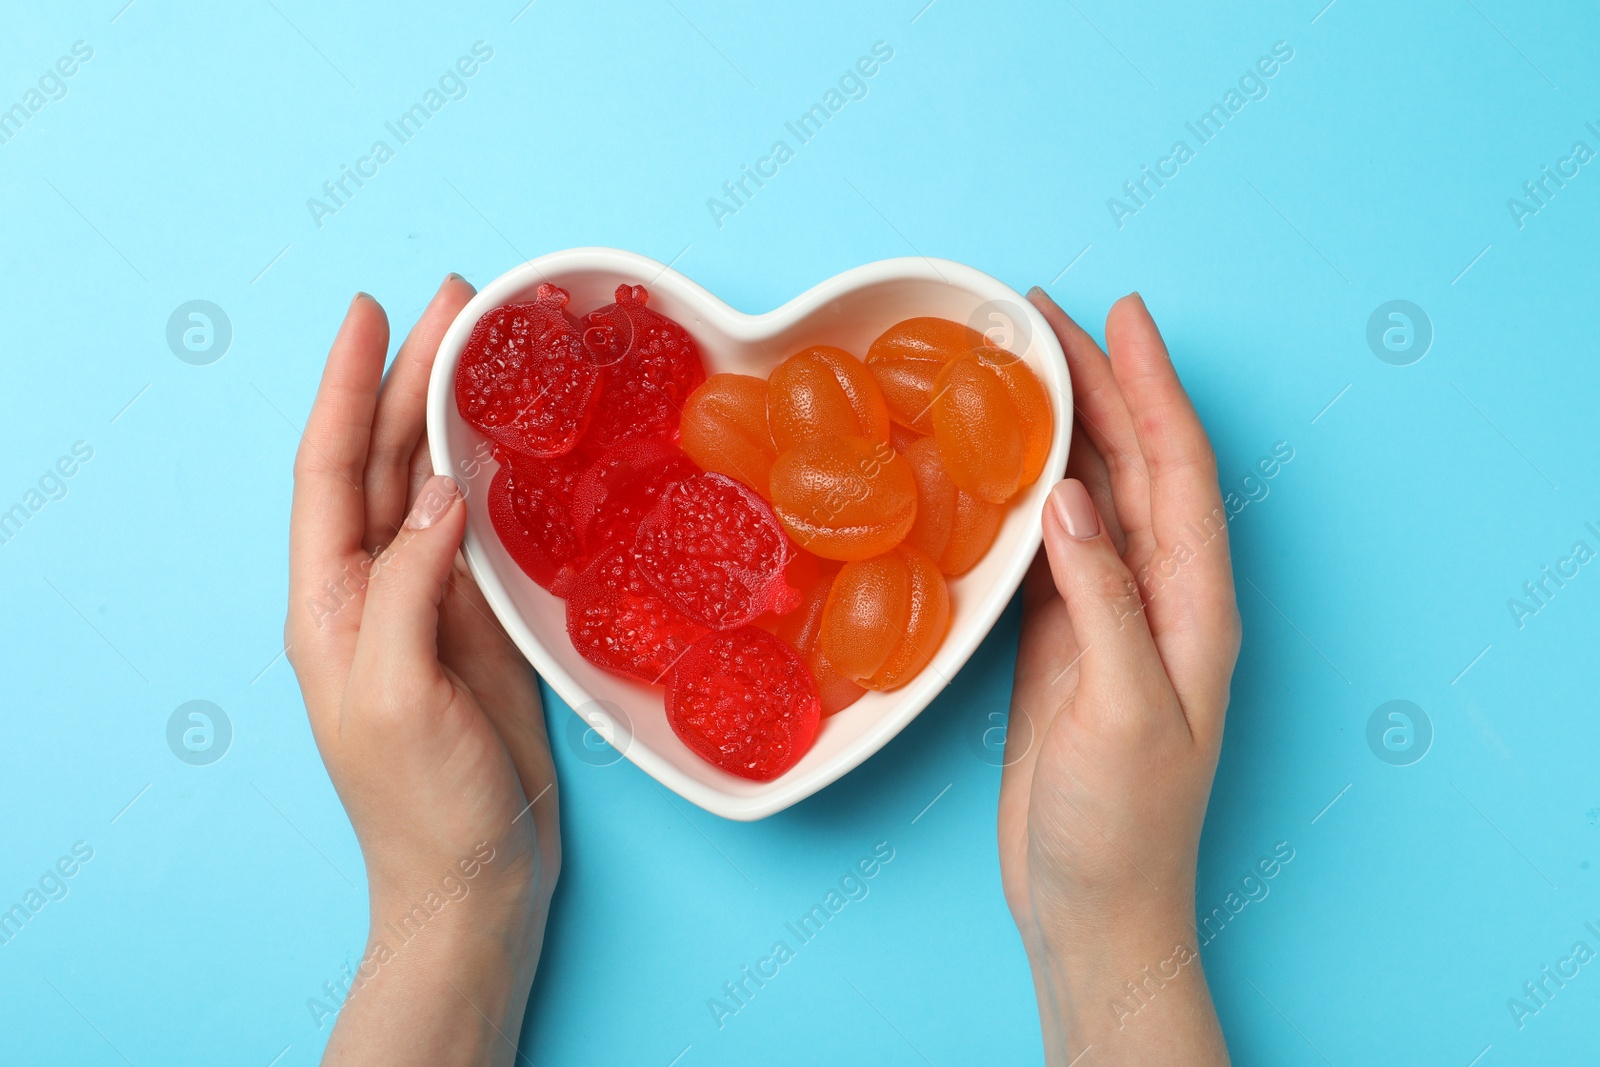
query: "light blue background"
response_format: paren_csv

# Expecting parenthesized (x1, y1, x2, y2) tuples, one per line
(3, 0, 1598, 1063)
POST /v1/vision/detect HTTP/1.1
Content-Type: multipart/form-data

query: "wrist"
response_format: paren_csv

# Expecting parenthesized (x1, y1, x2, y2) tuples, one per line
(1023, 891, 1227, 1066)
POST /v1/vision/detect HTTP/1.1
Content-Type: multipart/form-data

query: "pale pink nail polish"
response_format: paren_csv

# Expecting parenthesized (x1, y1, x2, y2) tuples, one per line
(406, 475, 460, 530)
(1049, 479, 1099, 540)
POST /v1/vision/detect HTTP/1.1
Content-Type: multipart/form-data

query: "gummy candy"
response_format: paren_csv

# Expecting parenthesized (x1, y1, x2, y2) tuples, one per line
(900, 436, 1003, 576)
(865, 354, 943, 435)
(679, 373, 777, 496)
(456, 285, 603, 457)
(820, 545, 949, 690)
(486, 450, 587, 589)
(966, 346, 1053, 490)
(866, 317, 985, 365)
(634, 472, 799, 630)
(766, 346, 891, 452)
(768, 435, 917, 561)
(929, 350, 1025, 503)
(665, 626, 821, 781)
(774, 572, 865, 716)
(578, 284, 706, 451)
(570, 437, 699, 555)
(565, 544, 709, 683)
(863, 317, 984, 434)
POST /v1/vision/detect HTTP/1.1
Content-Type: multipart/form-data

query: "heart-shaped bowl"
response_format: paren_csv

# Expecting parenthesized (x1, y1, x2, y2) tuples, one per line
(427, 247, 1071, 820)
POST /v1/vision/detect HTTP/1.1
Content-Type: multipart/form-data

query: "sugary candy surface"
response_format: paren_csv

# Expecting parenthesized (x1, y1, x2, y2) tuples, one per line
(900, 436, 1003, 576)
(864, 355, 943, 435)
(900, 436, 956, 564)
(679, 373, 777, 496)
(866, 317, 985, 365)
(486, 450, 588, 589)
(943, 486, 1005, 577)
(578, 284, 706, 450)
(565, 544, 708, 683)
(774, 572, 865, 715)
(634, 473, 799, 630)
(768, 435, 917, 561)
(456, 285, 603, 457)
(767, 346, 891, 452)
(665, 627, 822, 781)
(570, 437, 699, 555)
(930, 351, 1028, 503)
(970, 346, 1053, 490)
(820, 545, 949, 690)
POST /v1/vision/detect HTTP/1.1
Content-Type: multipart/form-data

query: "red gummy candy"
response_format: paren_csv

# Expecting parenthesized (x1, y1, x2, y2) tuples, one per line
(634, 473, 799, 630)
(665, 627, 822, 781)
(486, 450, 587, 589)
(565, 545, 708, 683)
(455, 285, 604, 457)
(570, 437, 701, 555)
(579, 284, 707, 450)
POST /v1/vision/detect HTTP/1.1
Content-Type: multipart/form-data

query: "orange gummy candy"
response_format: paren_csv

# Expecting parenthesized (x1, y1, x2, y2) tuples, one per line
(863, 318, 980, 435)
(768, 435, 917, 561)
(775, 571, 865, 715)
(767, 346, 891, 452)
(679, 373, 776, 497)
(971, 346, 1052, 489)
(930, 347, 1052, 503)
(901, 436, 1004, 576)
(866, 317, 986, 364)
(820, 546, 950, 690)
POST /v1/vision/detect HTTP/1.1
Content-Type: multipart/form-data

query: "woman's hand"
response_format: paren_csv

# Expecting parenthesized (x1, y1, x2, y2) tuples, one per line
(1000, 289, 1240, 1065)
(286, 277, 559, 1067)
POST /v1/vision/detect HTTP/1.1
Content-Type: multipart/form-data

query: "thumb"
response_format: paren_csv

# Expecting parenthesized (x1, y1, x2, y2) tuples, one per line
(1040, 479, 1172, 716)
(354, 475, 468, 680)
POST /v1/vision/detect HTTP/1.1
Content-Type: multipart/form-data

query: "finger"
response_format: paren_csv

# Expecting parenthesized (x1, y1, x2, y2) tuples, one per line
(1064, 421, 1125, 556)
(1103, 295, 1238, 726)
(1039, 478, 1182, 735)
(363, 275, 476, 552)
(288, 295, 389, 681)
(1028, 287, 1152, 553)
(1104, 294, 1224, 542)
(438, 564, 559, 819)
(351, 475, 467, 691)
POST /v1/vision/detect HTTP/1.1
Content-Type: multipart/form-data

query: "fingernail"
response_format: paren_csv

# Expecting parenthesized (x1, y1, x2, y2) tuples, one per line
(444, 272, 464, 284)
(1026, 285, 1045, 298)
(1049, 479, 1099, 540)
(352, 291, 372, 307)
(406, 475, 460, 530)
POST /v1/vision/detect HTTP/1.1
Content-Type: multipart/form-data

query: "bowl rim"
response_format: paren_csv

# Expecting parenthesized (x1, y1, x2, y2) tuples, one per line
(426, 246, 1071, 820)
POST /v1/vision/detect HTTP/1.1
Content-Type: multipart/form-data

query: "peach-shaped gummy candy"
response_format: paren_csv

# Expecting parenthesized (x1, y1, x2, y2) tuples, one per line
(767, 346, 891, 452)
(768, 435, 917, 561)
(679, 373, 777, 497)
(820, 545, 950, 690)
(774, 571, 865, 716)
(930, 350, 1027, 503)
(900, 436, 1003, 576)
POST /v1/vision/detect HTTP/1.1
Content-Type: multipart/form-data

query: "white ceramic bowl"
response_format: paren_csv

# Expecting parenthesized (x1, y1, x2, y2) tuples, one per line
(427, 247, 1071, 820)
